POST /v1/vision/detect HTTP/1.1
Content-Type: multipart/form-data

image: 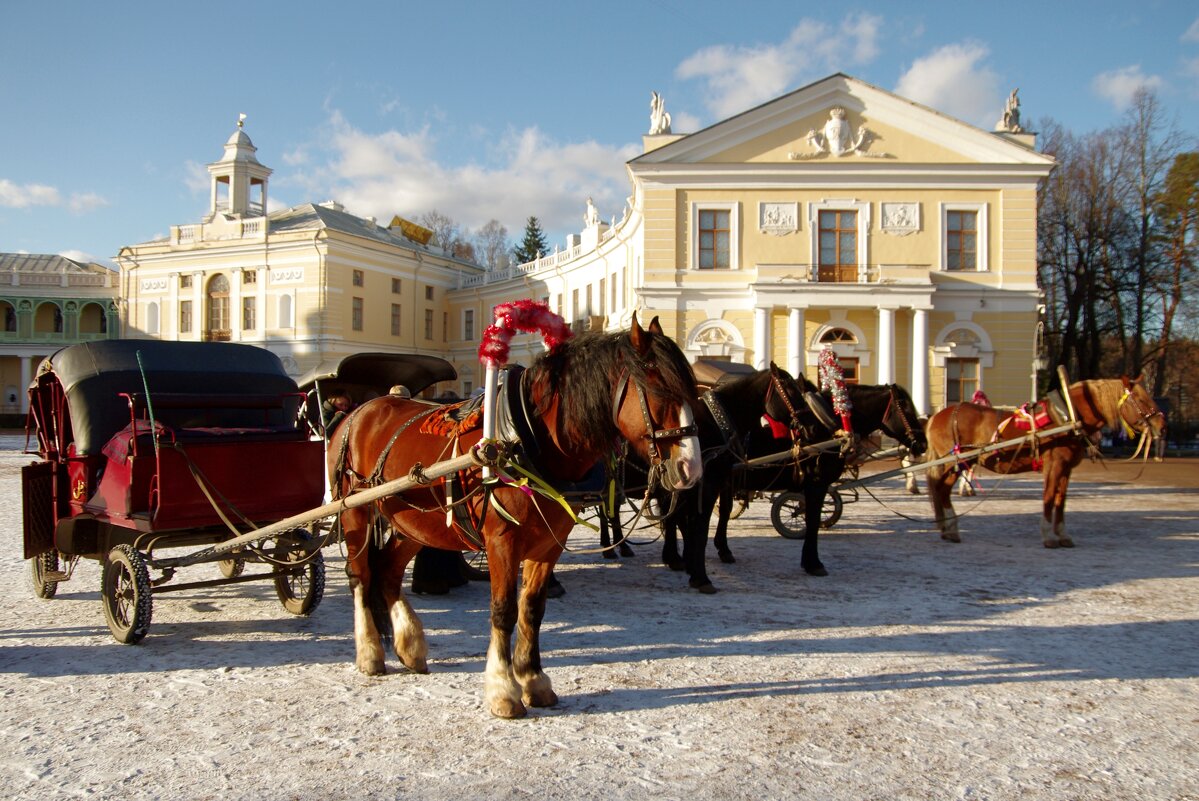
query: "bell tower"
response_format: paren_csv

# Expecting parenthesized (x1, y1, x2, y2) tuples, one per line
(206, 114, 272, 221)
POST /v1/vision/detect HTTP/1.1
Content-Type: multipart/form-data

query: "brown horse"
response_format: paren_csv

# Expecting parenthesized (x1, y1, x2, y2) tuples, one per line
(328, 314, 703, 718)
(925, 376, 1166, 547)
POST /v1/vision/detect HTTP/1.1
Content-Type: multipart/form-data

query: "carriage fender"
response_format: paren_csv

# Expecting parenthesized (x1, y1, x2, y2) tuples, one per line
(55, 515, 102, 558)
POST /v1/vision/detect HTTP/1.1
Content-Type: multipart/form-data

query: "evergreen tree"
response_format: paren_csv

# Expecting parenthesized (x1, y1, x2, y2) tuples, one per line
(512, 216, 548, 265)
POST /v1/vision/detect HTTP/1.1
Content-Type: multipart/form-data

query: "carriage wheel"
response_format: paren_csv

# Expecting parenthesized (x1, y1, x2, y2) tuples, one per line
(273, 533, 325, 616)
(217, 555, 246, 578)
(30, 549, 61, 599)
(101, 544, 153, 644)
(770, 490, 845, 539)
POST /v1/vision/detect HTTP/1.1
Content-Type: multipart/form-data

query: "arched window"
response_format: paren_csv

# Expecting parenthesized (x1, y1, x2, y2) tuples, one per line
(146, 302, 160, 335)
(0, 301, 15, 332)
(33, 302, 62, 334)
(79, 302, 106, 334)
(819, 328, 857, 345)
(206, 274, 230, 341)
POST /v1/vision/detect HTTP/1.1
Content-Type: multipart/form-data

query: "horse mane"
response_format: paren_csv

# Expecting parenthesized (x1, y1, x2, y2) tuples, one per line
(526, 329, 697, 453)
(1077, 379, 1125, 430)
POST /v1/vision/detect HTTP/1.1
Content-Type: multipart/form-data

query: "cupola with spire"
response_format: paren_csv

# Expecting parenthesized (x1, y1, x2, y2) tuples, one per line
(205, 114, 272, 221)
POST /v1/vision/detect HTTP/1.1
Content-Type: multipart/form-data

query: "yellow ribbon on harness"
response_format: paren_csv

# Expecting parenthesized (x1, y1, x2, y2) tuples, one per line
(488, 460, 600, 532)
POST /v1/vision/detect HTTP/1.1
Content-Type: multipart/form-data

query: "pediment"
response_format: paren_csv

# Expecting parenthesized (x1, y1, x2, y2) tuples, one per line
(631, 74, 1054, 169)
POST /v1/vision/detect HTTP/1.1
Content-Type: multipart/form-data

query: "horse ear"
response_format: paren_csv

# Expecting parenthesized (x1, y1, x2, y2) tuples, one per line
(647, 316, 664, 336)
(629, 311, 650, 356)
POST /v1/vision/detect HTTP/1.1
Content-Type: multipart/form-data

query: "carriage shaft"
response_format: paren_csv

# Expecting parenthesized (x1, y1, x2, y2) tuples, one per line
(836, 422, 1080, 490)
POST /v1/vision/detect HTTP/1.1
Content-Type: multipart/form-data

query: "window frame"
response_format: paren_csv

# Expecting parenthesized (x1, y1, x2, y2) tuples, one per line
(689, 202, 740, 271)
(939, 202, 989, 272)
(351, 296, 364, 332)
(807, 199, 870, 283)
(945, 357, 980, 404)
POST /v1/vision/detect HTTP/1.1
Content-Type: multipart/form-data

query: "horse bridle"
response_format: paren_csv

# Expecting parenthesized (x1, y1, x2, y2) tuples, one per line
(883, 384, 921, 447)
(611, 368, 698, 469)
(1116, 387, 1164, 437)
(764, 370, 806, 437)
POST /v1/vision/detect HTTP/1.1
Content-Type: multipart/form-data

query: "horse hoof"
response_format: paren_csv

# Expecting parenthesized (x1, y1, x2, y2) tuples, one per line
(1043, 540, 1059, 549)
(489, 698, 527, 719)
(718, 551, 736, 564)
(399, 656, 429, 675)
(941, 533, 961, 543)
(692, 582, 718, 594)
(602, 549, 618, 560)
(523, 688, 558, 708)
(665, 560, 685, 572)
(803, 565, 829, 577)
(357, 659, 386, 677)
(619, 544, 635, 557)
(1059, 538, 1074, 548)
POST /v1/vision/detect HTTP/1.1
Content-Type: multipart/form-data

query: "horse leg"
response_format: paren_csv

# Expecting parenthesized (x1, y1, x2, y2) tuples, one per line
(927, 459, 961, 542)
(714, 484, 735, 564)
(958, 467, 977, 497)
(682, 500, 718, 593)
(614, 509, 634, 557)
(1040, 459, 1074, 548)
(483, 540, 526, 719)
(902, 455, 921, 495)
(800, 484, 828, 576)
(513, 558, 559, 708)
(599, 509, 618, 559)
(377, 536, 428, 673)
(662, 517, 684, 571)
(342, 505, 388, 675)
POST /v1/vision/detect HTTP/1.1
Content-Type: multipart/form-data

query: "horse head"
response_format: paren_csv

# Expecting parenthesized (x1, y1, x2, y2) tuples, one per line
(881, 383, 927, 457)
(615, 313, 703, 491)
(1119, 375, 1167, 441)
(765, 362, 833, 441)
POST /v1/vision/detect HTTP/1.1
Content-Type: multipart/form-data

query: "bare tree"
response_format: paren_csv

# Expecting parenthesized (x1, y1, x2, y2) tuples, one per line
(418, 210, 465, 255)
(474, 219, 510, 271)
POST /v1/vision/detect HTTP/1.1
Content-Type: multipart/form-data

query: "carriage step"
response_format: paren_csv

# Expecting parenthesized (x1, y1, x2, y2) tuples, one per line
(42, 570, 70, 582)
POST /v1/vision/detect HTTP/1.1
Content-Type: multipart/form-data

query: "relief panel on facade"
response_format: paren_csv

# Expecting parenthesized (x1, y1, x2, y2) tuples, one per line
(880, 202, 920, 236)
(759, 202, 799, 236)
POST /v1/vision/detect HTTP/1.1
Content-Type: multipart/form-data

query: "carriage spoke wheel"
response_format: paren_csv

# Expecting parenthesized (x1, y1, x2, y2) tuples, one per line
(770, 489, 844, 539)
(30, 549, 62, 599)
(217, 553, 245, 578)
(101, 544, 153, 644)
(273, 532, 326, 616)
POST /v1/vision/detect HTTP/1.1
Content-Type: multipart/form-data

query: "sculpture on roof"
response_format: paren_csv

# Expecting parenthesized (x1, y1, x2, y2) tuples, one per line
(997, 89, 1023, 133)
(584, 196, 601, 228)
(649, 91, 672, 135)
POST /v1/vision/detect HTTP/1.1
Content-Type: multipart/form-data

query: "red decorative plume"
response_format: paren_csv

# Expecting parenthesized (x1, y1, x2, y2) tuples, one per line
(478, 299, 573, 367)
(818, 347, 854, 433)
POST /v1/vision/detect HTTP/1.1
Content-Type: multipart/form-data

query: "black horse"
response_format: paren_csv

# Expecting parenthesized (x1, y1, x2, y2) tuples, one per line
(656, 363, 824, 592)
(709, 378, 927, 576)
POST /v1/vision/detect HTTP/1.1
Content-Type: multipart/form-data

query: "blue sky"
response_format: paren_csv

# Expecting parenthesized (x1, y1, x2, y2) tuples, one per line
(2, 1, 1197, 267)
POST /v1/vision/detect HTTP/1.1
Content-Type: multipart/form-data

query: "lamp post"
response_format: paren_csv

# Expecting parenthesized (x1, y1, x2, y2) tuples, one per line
(1031, 319, 1047, 401)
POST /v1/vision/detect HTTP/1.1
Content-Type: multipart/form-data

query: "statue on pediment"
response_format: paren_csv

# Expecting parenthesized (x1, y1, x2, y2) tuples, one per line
(584, 196, 601, 228)
(649, 91, 672, 135)
(996, 88, 1023, 133)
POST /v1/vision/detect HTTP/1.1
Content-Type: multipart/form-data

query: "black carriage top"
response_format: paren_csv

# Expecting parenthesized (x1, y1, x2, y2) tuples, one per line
(35, 339, 303, 455)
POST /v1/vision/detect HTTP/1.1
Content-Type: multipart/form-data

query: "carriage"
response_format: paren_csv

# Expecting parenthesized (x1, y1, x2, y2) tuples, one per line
(21, 340, 332, 644)
(21, 342, 465, 645)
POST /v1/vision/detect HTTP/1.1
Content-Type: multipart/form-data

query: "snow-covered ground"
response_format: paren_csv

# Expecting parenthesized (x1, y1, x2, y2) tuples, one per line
(1, 432, 1197, 800)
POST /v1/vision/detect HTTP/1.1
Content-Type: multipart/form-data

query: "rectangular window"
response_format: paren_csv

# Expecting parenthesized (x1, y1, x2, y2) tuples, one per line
(352, 297, 364, 332)
(242, 270, 257, 285)
(698, 209, 731, 269)
(946, 211, 977, 271)
(818, 210, 858, 282)
(610, 273, 618, 310)
(180, 274, 192, 289)
(242, 297, 256, 330)
(599, 277, 606, 315)
(946, 358, 980, 404)
(463, 380, 474, 397)
(180, 300, 192, 333)
(424, 309, 433, 340)
(464, 309, 474, 341)
(392, 277, 402, 294)
(425, 286, 434, 301)
(352, 269, 364, 287)
(442, 312, 447, 342)
(837, 357, 860, 384)
(391, 303, 402, 336)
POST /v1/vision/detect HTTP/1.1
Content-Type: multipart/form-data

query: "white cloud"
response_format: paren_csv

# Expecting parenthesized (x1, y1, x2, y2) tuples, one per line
(68, 192, 109, 214)
(183, 160, 209, 194)
(1091, 65, 1164, 111)
(675, 13, 883, 121)
(287, 111, 639, 247)
(671, 111, 703, 134)
(894, 43, 1002, 128)
(0, 179, 61, 208)
(1183, 18, 1199, 43)
(58, 249, 116, 268)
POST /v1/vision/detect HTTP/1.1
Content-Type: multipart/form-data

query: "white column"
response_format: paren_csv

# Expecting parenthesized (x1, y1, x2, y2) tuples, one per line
(256, 268, 266, 339)
(787, 307, 805, 378)
(192, 273, 203, 341)
(877, 307, 895, 385)
(168, 273, 179, 341)
(753, 307, 770, 369)
(911, 307, 930, 415)
(231, 268, 243, 341)
(19, 356, 31, 414)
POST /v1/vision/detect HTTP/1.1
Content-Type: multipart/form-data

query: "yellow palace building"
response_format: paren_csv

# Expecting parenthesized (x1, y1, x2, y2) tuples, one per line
(119, 74, 1054, 412)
